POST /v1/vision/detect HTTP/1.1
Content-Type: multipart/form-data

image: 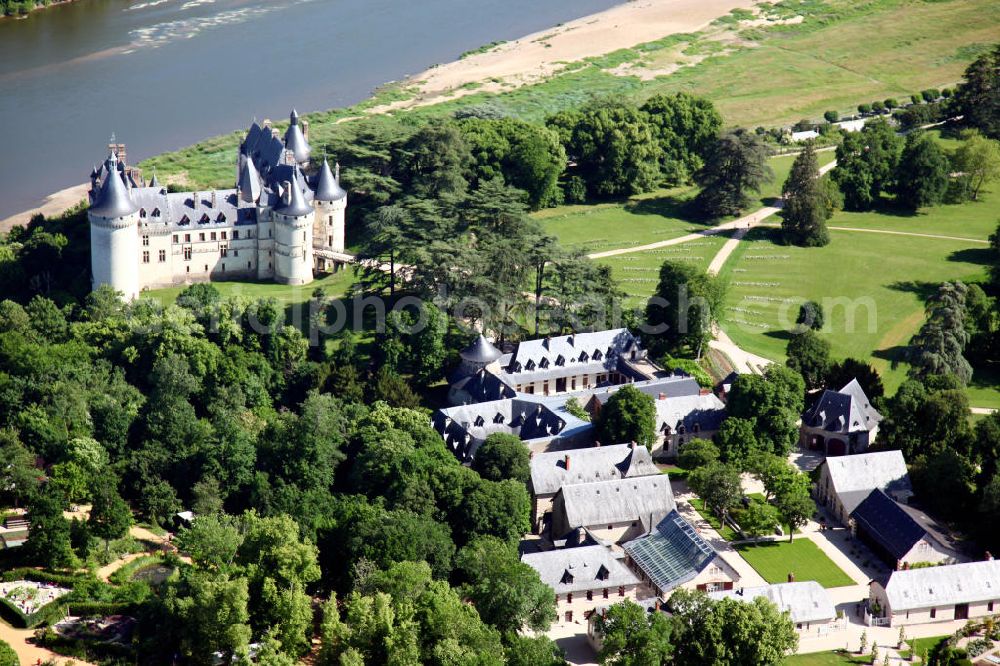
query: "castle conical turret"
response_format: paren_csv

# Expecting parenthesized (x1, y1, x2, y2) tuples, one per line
(283, 109, 311, 164)
(88, 149, 141, 301)
(275, 167, 313, 217)
(90, 152, 138, 218)
(313, 156, 346, 202)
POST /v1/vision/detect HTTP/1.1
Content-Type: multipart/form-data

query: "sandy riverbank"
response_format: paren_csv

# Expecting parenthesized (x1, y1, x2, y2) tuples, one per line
(1, 0, 756, 228)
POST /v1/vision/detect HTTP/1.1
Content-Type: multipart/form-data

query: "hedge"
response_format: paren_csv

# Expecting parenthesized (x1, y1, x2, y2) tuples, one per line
(0, 595, 66, 629)
(0, 569, 84, 586)
(0, 638, 18, 666)
(65, 601, 131, 617)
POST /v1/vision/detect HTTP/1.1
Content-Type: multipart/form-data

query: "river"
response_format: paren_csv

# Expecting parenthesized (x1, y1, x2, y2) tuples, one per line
(0, 0, 621, 219)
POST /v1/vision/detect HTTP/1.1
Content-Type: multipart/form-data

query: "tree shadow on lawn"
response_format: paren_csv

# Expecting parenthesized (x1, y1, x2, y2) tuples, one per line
(624, 194, 711, 226)
(887, 279, 940, 301)
(763, 329, 793, 342)
(872, 345, 908, 368)
(947, 247, 993, 266)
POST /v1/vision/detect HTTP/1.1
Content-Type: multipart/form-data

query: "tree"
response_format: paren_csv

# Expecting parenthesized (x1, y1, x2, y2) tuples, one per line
(695, 128, 774, 217)
(952, 45, 1000, 139)
(824, 110, 839, 123)
(644, 259, 726, 357)
(455, 536, 556, 634)
(595, 384, 657, 450)
(88, 477, 132, 555)
(596, 600, 673, 665)
(906, 281, 973, 384)
(176, 513, 244, 570)
(833, 119, 903, 210)
(952, 131, 1000, 201)
(712, 418, 760, 468)
(894, 131, 950, 209)
(884, 98, 898, 110)
(164, 570, 253, 665)
(640, 92, 723, 183)
(23, 487, 74, 568)
(748, 452, 795, 502)
(858, 103, 872, 115)
(772, 472, 814, 541)
(781, 143, 832, 247)
(739, 500, 780, 540)
(0, 639, 17, 666)
(505, 635, 566, 666)
(786, 329, 831, 390)
(473, 433, 531, 484)
(824, 358, 885, 401)
(677, 438, 720, 470)
(796, 300, 825, 332)
(553, 100, 663, 198)
(726, 366, 805, 456)
(689, 462, 743, 525)
(460, 478, 532, 545)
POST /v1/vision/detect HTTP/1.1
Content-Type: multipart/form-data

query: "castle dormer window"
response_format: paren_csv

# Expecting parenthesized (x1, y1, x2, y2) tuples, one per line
(555, 355, 565, 366)
(593, 350, 603, 361)
(200, 214, 210, 223)
(216, 213, 226, 222)
(474, 415, 485, 427)
(579, 352, 589, 362)
(139, 208, 147, 218)
(179, 215, 190, 225)
(152, 208, 160, 217)
(525, 360, 536, 371)
(493, 413, 505, 424)
(539, 358, 549, 369)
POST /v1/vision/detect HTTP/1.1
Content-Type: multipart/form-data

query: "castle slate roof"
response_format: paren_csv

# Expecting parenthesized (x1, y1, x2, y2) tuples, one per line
(274, 167, 313, 217)
(313, 157, 347, 202)
(588, 375, 701, 405)
(237, 153, 262, 204)
(497, 329, 644, 385)
(882, 560, 1000, 611)
(283, 109, 311, 164)
(450, 368, 516, 403)
(90, 153, 138, 218)
(556, 475, 675, 531)
(803, 378, 881, 434)
(530, 443, 660, 496)
(461, 334, 503, 364)
(654, 393, 726, 434)
(522, 545, 640, 595)
(130, 187, 257, 228)
(824, 450, 912, 516)
(850, 489, 928, 561)
(624, 510, 717, 593)
(709, 582, 836, 624)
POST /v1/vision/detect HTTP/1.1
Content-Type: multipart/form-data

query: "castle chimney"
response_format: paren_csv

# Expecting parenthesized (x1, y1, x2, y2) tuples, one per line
(211, 191, 216, 208)
(595, 440, 601, 447)
(787, 572, 795, 583)
(192, 192, 199, 209)
(700, 388, 711, 396)
(335, 162, 341, 183)
(301, 117, 309, 139)
(564, 454, 570, 470)
(987, 551, 994, 561)
(654, 599, 661, 611)
(630, 441, 637, 450)
(543, 336, 551, 349)
(658, 393, 666, 400)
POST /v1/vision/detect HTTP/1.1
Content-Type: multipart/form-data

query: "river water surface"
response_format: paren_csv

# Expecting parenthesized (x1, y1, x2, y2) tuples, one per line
(0, 0, 621, 218)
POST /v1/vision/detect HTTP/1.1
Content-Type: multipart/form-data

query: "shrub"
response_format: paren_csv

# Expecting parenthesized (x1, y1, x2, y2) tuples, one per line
(0, 639, 17, 666)
(911, 94, 922, 104)
(967, 638, 993, 658)
(871, 100, 886, 113)
(858, 103, 872, 114)
(823, 110, 839, 123)
(922, 89, 940, 102)
(660, 356, 714, 388)
(884, 98, 898, 109)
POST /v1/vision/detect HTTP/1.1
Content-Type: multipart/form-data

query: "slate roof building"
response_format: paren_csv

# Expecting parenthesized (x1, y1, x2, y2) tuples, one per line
(431, 396, 591, 463)
(550, 475, 676, 545)
(447, 329, 659, 405)
(800, 379, 882, 456)
(709, 582, 839, 636)
(521, 544, 645, 623)
(624, 511, 739, 597)
(869, 559, 1000, 627)
(587, 377, 726, 460)
(529, 443, 660, 533)
(815, 450, 913, 525)
(849, 489, 958, 570)
(88, 112, 350, 300)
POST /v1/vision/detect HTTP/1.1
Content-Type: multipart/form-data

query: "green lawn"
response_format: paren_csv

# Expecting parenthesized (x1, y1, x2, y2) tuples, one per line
(901, 635, 950, 660)
(144, 269, 356, 309)
(689, 497, 739, 541)
(735, 539, 855, 588)
(782, 651, 872, 665)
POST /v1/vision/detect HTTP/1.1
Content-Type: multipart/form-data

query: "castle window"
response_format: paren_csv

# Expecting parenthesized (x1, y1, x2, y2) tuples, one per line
(199, 233, 205, 242)
(184, 234, 191, 242)
(221, 264, 225, 272)
(158, 250, 166, 262)
(210, 232, 217, 241)
(216, 213, 226, 223)
(200, 214, 210, 223)
(247, 262, 251, 270)
(221, 245, 228, 258)
(142, 235, 149, 246)
(179, 215, 190, 225)
(221, 231, 227, 240)
(302, 231, 306, 242)
(328, 215, 333, 225)
(328, 235, 332, 246)
(152, 208, 160, 217)
(172, 235, 178, 244)
(233, 249, 239, 257)
(204, 265, 208, 272)
(183, 247, 192, 261)
(142, 251, 149, 264)
(233, 230, 240, 240)
(139, 209, 147, 218)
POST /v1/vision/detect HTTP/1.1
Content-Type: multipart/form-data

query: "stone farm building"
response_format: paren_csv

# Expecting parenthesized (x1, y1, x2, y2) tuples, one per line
(550, 475, 676, 545)
(850, 489, 960, 571)
(814, 450, 912, 525)
(521, 545, 644, 624)
(710, 582, 839, 637)
(869, 559, 1000, 627)
(800, 379, 882, 456)
(88, 111, 349, 300)
(528, 443, 660, 533)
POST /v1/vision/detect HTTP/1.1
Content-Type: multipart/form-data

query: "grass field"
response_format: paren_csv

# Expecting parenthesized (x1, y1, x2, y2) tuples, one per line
(901, 635, 950, 660)
(782, 651, 872, 665)
(735, 539, 855, 588)
(144, 269, 356, 310)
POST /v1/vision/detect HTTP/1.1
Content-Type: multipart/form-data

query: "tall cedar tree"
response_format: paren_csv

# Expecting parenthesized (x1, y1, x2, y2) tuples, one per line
(695, 128, 774, 218)
(643, 259, 725, 357)
(953, 44, 1000, 140)
(781, 143, 831, 246)
(894, 132, 950, 209)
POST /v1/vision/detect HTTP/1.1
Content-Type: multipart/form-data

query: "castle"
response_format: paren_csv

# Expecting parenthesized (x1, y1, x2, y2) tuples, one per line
(87, 110, 349, 300)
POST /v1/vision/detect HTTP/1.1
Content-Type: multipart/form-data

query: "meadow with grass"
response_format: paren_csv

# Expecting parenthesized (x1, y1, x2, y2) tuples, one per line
(735, 539, 856, 588)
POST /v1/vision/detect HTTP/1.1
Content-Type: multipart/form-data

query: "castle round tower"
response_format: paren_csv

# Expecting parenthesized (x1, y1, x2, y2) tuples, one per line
(88, 152, 141, 300)
(272, 167, 314, 285)
(312, 157, 347, 253)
